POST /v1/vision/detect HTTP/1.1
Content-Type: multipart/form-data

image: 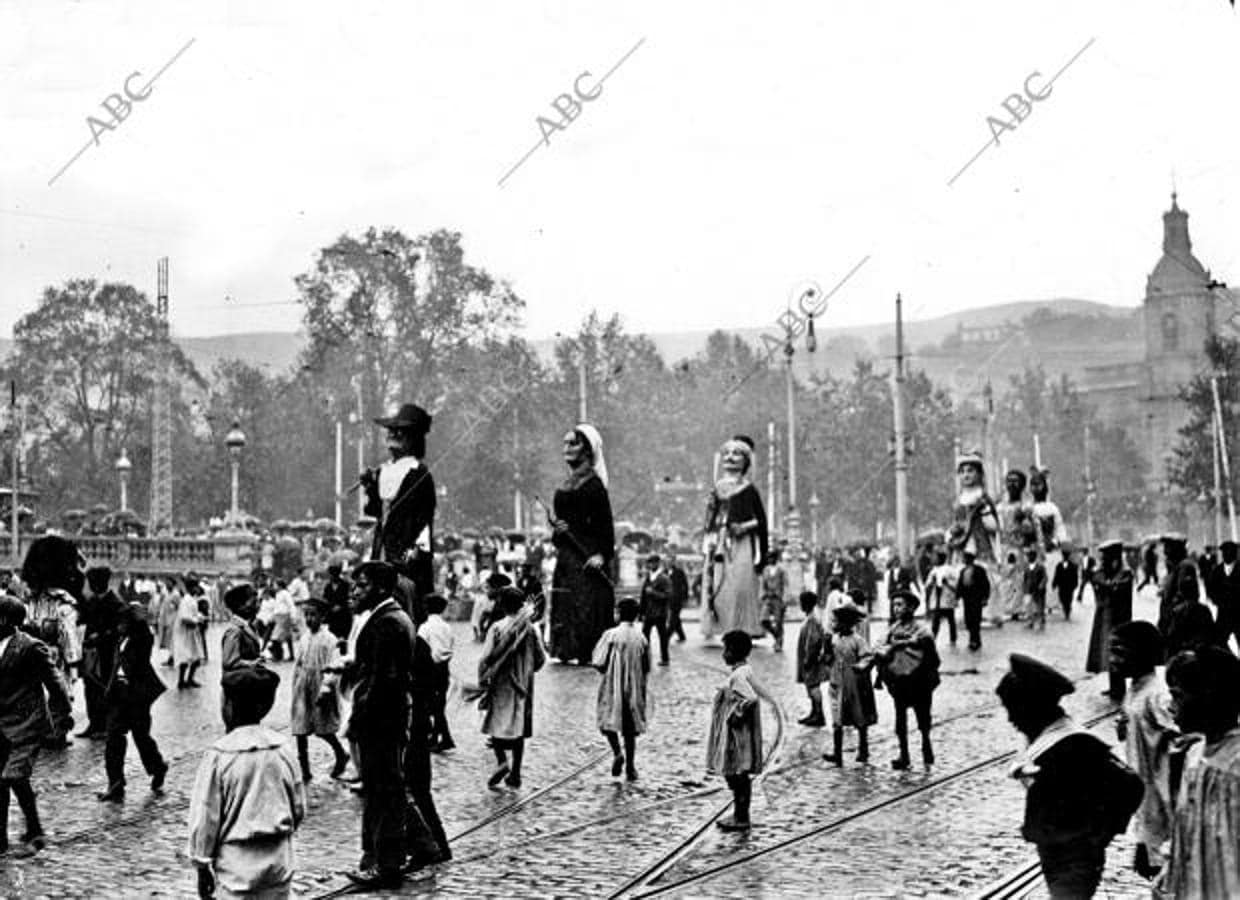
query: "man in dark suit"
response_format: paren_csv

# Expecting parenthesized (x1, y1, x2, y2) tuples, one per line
(664, 551, 689, 643)
(77, 566, 128, 739)
(1207, 539, 1240, 651)
(402, 592, 450, 874)
(0, 597, 73, 857)
(345, 561, 417, 890)
(956, 550, 991, 652)
(640, 555, 673, 666)
(97, 605, 168, 801)
(1051, 549, 1080, 622)
(360, 404, 436, 610)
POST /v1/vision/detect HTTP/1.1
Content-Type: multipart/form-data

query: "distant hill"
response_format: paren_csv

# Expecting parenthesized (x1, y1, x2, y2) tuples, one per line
(0, 298, 1143, 397)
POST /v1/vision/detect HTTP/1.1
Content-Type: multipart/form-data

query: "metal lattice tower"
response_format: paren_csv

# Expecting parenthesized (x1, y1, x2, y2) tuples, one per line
(149, 257, 173, 534)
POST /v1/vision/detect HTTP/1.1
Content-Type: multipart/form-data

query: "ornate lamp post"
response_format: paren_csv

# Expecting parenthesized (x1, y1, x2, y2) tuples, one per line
(225, 421, 247, 524)
(781, 287, 819, 551)
(115, 448, 131, 511)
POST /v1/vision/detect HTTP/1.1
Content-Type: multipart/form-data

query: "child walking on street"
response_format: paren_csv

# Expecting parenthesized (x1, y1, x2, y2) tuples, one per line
(290, 600, 348, 782)
(821, 604, 877, 766)
(876, 591, 941, 769)
(418, 593, 456, 753)
(795, 591, 828, 727)
(479, 586, 546, 789)
(706, 630, 772, 831)
(591, 598, 650, 781)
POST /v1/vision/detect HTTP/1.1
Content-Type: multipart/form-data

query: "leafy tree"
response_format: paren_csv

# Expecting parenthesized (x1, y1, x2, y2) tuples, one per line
(5, 279, 201, 514)
(1170, 335, 1239, 509)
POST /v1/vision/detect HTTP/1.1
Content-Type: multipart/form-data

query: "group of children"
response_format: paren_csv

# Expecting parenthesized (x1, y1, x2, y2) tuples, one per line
(793, 588, 941, 771)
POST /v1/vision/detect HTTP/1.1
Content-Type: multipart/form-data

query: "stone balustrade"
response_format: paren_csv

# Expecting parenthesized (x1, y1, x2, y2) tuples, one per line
(0, 532, 258, 578)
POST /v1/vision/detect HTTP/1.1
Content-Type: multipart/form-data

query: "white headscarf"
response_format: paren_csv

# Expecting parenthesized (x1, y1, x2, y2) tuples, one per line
(575, 423, 609, 489)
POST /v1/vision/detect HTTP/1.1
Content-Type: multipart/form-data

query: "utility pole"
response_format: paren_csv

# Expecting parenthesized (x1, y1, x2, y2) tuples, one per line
(1083, 421, 1095, 548)
(767, 420, 778, 535)
(149, 257, 173, 534)
(1214, 410, 1224, 545)
(334, 420, 343, 528)
(893, 293, 909, 559)
(9, 381, 19, 562)
(1211, 376, 1238, 540)
(578, 356, 588, 422)
(1033, 433, 1042, 470)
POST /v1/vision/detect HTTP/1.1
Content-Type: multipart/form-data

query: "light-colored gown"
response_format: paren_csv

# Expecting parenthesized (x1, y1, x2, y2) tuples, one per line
(706, 663, 764, 776)
(1158, 727, 1240, 899)
(480, 614, 546, 741)
(290, 630, 341, 736)
(701, 479, 767, 639)
(173, 593, 207, 664)
(186, 724, 306, 900)
(592, 622, 650, 735)
(1121, 671, 1177, 867)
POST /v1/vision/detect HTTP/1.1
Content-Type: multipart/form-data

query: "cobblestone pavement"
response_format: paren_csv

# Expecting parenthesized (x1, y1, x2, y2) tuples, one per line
(0, 588, 1163, 898)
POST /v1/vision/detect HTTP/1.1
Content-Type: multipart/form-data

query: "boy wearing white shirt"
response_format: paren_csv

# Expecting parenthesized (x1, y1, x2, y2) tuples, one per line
(418, 593, 455, 752)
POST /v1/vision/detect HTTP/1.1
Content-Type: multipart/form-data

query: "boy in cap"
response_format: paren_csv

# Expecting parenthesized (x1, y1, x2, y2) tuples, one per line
(1110, 621, 1177, 879)
(1157, 646, 1240, 898)
(418, 593, 455, 753)
(876, 590, 941, 769)
(220, 583, 263, 674)
(997, 653, 1142, 898)
(795, 591, 828, 728)
(97, 604, 168, 802)
(187, 666, 305, 899)
(0, 597, 73, 857)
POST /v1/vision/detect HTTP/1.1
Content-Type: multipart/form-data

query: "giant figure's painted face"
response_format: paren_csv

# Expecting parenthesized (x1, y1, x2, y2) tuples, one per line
(958, 462, 982, 489)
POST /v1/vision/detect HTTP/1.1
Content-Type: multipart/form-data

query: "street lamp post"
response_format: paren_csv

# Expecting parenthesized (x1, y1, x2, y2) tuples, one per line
(808, 491, 821, 548)
(225, 421, 247, 524)
(781, 296, 818, 551)
(115, 448, 131, 511)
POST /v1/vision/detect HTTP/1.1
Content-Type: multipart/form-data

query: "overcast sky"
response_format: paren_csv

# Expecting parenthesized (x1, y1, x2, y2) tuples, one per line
(2, 1, 1238, 341)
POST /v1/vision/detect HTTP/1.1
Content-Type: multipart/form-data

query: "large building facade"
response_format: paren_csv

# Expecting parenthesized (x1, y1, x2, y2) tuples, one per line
(1082, 194, 1224, 488)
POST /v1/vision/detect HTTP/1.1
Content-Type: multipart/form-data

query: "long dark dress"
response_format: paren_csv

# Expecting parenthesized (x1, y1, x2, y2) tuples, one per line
(550, 471, 616, 663)
(1086, 567, 1133, 673)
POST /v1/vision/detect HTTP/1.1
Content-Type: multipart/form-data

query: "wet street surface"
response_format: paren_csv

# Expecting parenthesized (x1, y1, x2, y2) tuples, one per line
(1, 589, 1159, 898)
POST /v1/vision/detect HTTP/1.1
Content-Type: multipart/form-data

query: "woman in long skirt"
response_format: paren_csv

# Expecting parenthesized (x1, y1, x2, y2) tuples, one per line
(548, 424, 616, 665)
(701, 436, 767, 640)
(173, 581, 207, 688)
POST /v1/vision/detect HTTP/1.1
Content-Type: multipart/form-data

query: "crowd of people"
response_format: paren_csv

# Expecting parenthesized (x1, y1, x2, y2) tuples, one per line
(1, 404, 1239, 899)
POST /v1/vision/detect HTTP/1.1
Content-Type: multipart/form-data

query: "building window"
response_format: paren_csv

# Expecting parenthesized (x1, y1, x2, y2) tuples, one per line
(1162, 312, 1179, 351)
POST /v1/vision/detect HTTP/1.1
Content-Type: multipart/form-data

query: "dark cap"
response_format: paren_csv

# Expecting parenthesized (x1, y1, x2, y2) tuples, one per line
(0, 597, 27, 624)
(1098, 538, 1123, 553)
(374, 403, 432, 433)
(1221, 540, 1238, 552)
(832, 603, 866, 625)
(221, 665, 280, 704)
(223, 582, 256, 613)
(1111, 620, 1163, 664)
(999, 653, 1075, 704)
(486, 572, 512, 590)
(354, 561, 398, 593)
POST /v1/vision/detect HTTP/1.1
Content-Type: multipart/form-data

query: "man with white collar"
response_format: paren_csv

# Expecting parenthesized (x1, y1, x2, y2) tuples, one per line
(359, 403, 436, 612)
(997, 653, 1141, 898)
(343, 561, 417, 889)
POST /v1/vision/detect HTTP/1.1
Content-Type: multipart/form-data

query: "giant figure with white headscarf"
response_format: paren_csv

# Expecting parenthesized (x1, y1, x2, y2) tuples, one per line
(701, 436, 768, 640)
(548, 424, 616, 664)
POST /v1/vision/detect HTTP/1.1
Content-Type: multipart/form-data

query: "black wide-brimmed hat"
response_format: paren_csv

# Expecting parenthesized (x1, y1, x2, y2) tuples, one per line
(374, 403, 432, 433)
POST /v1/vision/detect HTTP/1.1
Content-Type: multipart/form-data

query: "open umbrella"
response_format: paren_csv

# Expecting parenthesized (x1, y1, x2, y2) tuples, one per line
(291, 520, 316, 533)
(62, 508, 87, 519)
(355, 515, 377, 528)
(314, 517, 341, 533)
(89, 502, 110, 515)
(270, 518, 293, 531)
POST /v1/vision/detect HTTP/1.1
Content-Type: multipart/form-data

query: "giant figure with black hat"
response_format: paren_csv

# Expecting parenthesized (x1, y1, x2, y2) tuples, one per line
(359, 403, 436, 610)
(997, 654, 1143, 898)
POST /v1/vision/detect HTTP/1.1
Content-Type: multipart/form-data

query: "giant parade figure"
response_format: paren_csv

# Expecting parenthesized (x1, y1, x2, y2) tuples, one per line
(949, 450, 999, 586)
(701, 435, 768, 641)
(359, 403, 437, 609)
(996, 468, 1036, 622)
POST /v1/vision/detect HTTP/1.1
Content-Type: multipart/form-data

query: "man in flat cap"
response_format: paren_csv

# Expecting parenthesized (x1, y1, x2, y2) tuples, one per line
(1086, 540, 1133, 701)
(1206, 538, 1240, 651)
(343, 560, 417, 889)
(360, 403, 436, 613)
(997, 654, 1142, 898)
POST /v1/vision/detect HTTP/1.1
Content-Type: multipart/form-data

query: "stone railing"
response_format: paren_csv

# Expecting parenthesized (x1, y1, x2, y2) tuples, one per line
(0, 533, 258, 578)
